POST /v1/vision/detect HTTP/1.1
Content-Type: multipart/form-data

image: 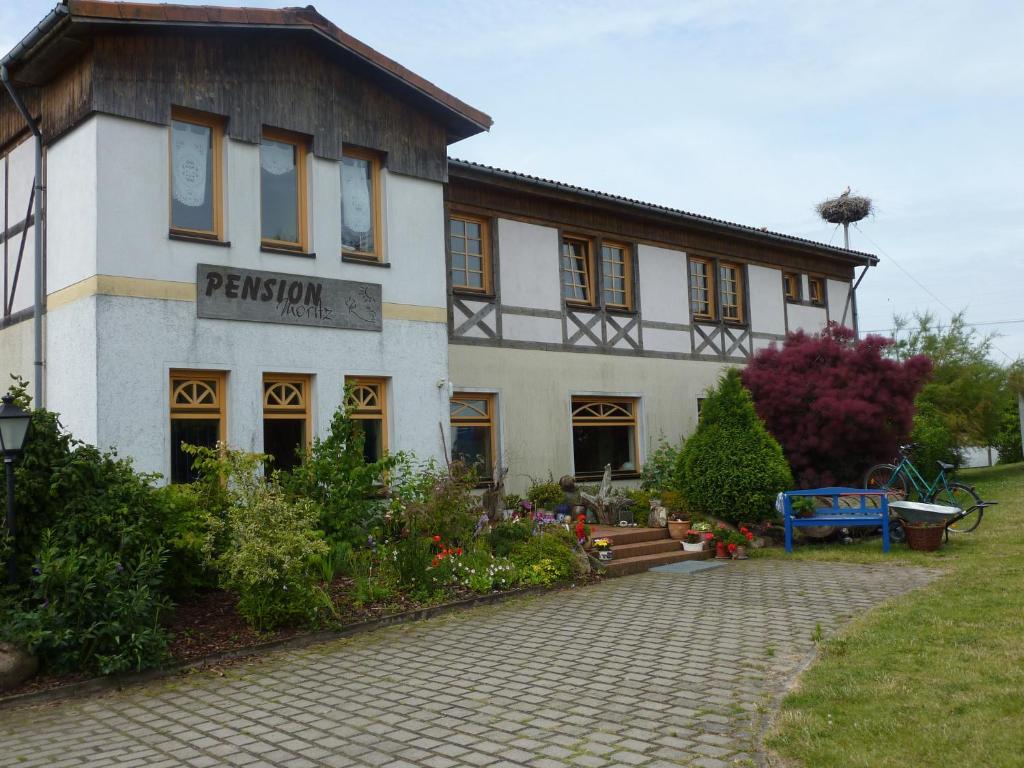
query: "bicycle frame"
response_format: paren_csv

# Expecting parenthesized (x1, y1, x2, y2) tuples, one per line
(889, 454, 951, 501)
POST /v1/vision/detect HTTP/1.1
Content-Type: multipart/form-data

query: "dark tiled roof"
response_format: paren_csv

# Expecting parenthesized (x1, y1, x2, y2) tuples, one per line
(449, 158, 878, 265)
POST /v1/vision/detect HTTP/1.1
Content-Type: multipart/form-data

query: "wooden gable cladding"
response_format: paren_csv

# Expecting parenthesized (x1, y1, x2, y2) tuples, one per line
(446, 172, 859, 280)
(0, 50, 94, 152)
(87, 31, 448, 179)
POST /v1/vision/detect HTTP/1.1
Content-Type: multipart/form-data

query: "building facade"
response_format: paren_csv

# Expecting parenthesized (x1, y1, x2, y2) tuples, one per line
(1, 1, 877, 492)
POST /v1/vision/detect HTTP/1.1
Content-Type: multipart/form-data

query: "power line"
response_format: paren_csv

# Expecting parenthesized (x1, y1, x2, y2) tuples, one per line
(862, 318, 1024, 334)
(852, 223, 1017, 362)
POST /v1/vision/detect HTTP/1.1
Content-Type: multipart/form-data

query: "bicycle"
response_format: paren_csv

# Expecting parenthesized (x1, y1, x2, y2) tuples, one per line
(863, 443, 984, 534)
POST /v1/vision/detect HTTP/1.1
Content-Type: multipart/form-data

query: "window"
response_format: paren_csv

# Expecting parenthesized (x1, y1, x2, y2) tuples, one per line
(169, 107, 223, 238)
(689, 258, 715, 320)
(450, 393, 497, 482)
(449, 214, 490, 293)
(719, 263, 744, 322)
(560, 236, 594, 305)
(341, 147, 382, 260)
(345, 377, 388, 463)
(808, 276, 825, 306)
(169, 371, 226, 483)
(783, 272, 800, 301)
(571, 397, 638, 479)
(601, 242, 632, 310)
(263, 374, 312, 473)
(260, 128, 308, 250)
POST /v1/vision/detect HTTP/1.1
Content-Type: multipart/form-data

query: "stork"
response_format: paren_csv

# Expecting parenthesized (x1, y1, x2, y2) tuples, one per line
(840, 185, 851, 197)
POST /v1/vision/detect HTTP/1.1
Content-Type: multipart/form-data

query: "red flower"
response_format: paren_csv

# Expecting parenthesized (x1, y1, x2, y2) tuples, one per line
(456, 548, 463, 556)
(745, 532, 754, 541)
(727, 543, 738, 553)
(703, 532, 714, 540)
(578, 514, 586, 522)
(740, 527, 749, 534)
(432, 535, 441, 543)
(431, 557, 440, 567)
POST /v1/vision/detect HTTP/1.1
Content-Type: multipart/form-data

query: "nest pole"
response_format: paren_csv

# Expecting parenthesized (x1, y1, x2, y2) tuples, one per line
(843, 222, 850, 250)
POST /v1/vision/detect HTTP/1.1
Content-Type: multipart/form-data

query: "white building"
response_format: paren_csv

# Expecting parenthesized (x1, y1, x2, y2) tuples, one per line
(1, 1, 877, 492)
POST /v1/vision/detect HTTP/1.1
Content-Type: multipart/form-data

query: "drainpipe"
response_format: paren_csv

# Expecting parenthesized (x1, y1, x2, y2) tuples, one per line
(1, 65, 44, 407)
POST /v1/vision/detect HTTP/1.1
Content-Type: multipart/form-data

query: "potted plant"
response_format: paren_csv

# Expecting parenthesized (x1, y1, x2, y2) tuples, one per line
(592, 537, 613, 561)
(666, 507, 692, 539)
(691, 521, 713, 550)
(792, 497, 817, 519)
(681, 530, 705, 552)
(734, 526, 756, 559)
(575, 514, 592, 548)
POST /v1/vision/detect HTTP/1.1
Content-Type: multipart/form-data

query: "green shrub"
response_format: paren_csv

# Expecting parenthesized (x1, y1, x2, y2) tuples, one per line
(994, 396, 1023, 464)
(675, 370, 792, 524)
(157, 483, 220, 595)
(449, 547, 518, 593)
(487, 520, 533, 557)
(910, 403, 962, 475)
(526, 475, 563, 510)
(278, 384, 400, 549)
(348, 549, 398, 607)
(502, 493, 523, 510)
(388, 536, 446, 599)
(510, 532, 577, 582)
(389, 461, 480, 546)
(641, 438, 683, 492)
(520, 559, 561, 586)
(624, 489, 652, 526)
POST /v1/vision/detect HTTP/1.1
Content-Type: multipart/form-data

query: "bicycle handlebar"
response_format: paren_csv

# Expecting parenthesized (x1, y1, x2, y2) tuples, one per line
(898, 442, 922, 455)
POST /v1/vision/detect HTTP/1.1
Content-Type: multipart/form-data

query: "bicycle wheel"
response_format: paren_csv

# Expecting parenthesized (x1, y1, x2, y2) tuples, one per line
(864, 464, 908, 502)
(933, 482, 983, 533)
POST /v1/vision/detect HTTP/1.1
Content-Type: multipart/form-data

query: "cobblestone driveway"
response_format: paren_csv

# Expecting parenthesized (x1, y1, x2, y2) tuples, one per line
(0, 561, 937, 768)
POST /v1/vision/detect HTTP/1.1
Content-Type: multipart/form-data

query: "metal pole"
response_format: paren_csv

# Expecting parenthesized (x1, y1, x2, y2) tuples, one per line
(843, 222, 850, 250)
(5, 458, 14, 585)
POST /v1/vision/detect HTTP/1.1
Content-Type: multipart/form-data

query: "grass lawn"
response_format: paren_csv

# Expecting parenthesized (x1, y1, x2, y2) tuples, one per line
(764, 462, 1024, 768)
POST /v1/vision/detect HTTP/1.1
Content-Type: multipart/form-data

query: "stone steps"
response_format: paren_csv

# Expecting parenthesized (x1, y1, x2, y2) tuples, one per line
(590, 525, 712, 576)
(602, 548, 712, 577)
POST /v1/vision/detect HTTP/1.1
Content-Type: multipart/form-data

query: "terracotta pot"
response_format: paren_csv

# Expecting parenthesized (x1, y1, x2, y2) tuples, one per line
(667, 520, 691, 539)
(733, 545, 748, 560)
(715, 542, 730, 559)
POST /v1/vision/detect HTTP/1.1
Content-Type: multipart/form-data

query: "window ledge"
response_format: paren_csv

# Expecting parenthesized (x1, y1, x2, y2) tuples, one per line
(342, 254, 391, 268)
(574, 471, 641, 482)
(169, 231, 230, 247)
(604, 307, 638, 317)
(453, 289, 495, 299)
(565, 301, 598, 311)
(261, 245, 315, 258)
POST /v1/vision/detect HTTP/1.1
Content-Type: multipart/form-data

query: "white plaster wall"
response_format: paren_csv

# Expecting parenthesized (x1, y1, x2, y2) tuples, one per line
(449, 344, 732, 493)
(45, 297, 98, 444)
(747, 264, 786, 335)
(94, 295, 449, 479)
(0, 319, 34, 389)
(827, 278, 852, 327)
(3, 136, 42, 314)
(46, 117, 99, 293)
(497, 218, 561, 311)
(641, 327, 690, 354)
(501, 313, 562, 344)
(787, 303, 828, 334)
(92, 115, 446, 308)
(637, 244, 688, 324)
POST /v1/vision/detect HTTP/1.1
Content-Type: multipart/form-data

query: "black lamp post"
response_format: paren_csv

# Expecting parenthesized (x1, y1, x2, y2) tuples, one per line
(0, 393, 31, 585)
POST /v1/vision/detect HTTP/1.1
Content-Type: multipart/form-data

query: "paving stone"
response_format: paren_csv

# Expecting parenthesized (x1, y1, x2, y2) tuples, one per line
(0, 561, 937, 768)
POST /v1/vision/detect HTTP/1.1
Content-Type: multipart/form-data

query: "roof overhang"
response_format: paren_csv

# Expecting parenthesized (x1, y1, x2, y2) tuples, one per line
(2, 1, 492, 144)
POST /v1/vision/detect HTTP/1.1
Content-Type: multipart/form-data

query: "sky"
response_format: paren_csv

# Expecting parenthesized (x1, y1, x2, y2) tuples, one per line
(4, 0, 1023, 360)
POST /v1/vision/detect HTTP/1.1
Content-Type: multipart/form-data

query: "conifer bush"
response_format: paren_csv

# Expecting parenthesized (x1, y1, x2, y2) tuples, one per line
(675, 369, 792, 523)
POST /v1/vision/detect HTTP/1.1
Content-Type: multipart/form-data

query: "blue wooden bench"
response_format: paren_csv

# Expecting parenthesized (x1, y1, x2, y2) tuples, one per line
(782, 487, 890, 553)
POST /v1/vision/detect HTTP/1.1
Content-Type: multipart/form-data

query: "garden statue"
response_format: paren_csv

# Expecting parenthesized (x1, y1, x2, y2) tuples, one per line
(480, 462, 509, 524)
(580, 464, 633, 526)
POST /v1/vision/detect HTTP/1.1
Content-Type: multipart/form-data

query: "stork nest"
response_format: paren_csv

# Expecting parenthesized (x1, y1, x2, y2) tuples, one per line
(816, 195, 872, 224)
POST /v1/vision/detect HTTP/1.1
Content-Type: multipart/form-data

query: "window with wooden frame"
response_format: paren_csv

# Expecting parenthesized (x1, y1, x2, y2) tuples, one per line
(560, 236, 595, 305)
(341, 147, 383, 261)
(600, 242, 633, 310)
(169, 107, 224, 239)
(783, 272, 800, 302)
(689, 258, 715, 320)
(169, 370, 226, 484)
(345, 377, 388, 464)
(260, 127, 308, 251)
(263, 374, 312, 474)
(449, 214, 490, 293)
(808, 276, 826, 306)
(571, 397, 639, 480)
(719, 262, 744, 323)
(450, 393, 497, 482)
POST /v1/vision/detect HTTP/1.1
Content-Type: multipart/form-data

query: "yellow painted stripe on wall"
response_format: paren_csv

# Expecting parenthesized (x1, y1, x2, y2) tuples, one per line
(46, 275, 447, 323)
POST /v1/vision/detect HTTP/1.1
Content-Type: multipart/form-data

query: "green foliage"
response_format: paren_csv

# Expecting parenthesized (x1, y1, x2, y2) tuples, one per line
(387, 537, 445, 598)
(487, 520, 533, 557)
(155, 483, 219, 595)
(526, 475, 563, 510)
(641, 437, 683, 492)
(388, 460, 480, 546)
(277, 385, 399, 549)
(191, 444, 331, 631)
(510, 532, 577, 582)
(675, 370, 793, 524)
(1, 375, 175, 673)
(6, 533, 171, 674)
(625, 489, 652, 527)
(893, 312, 1010, 449)
(520, 559, 561, 586)
(994, 395, 1023, 464)
(449, 546, 518, 593)
(910, 403, 962, 473)
(502, 493, 523, 510)
(347, 549, 397, 607)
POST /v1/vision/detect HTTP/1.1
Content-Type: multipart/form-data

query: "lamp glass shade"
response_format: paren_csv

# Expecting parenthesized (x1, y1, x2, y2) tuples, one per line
(0, 396, 31, 456)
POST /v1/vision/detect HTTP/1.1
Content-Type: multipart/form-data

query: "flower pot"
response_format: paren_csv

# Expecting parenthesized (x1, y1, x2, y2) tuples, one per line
(667, 520, 691, 539)
(904, 522, 945, 552)
(682, 540, 704, 552)
(714, 542, 730, 559)
(733, 545, 748, 560)
(596, 550, 614, 562)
